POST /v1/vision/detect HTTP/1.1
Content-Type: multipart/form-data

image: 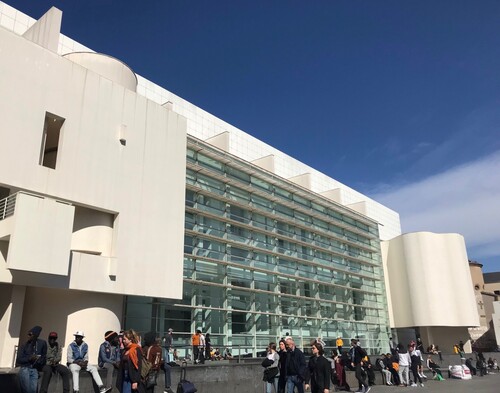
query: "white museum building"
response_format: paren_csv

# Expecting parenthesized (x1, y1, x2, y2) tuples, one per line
(0, 3, 479, 366)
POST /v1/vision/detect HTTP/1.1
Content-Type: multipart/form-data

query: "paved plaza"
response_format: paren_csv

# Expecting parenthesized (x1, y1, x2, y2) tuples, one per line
(358, 373, 500, 393)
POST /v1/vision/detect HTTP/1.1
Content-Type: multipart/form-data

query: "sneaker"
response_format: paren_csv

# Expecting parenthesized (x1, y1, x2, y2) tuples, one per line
(410, 383, 417, 387)
(365, 387, 371, 393)
(99, 387, 112, 393)
(420, 383, 424, 387)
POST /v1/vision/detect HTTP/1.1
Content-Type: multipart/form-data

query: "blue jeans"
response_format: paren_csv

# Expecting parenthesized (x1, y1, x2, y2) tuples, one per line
(266, 377, 279, 393)
(286, 375, 304, 393)
(164, 362, 172, 388)
(18, 367, 38, 393)
(122, 370, 132, 393)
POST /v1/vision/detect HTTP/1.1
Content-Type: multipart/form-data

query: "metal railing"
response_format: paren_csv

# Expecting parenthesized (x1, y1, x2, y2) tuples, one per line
(0, 193, 17, 221)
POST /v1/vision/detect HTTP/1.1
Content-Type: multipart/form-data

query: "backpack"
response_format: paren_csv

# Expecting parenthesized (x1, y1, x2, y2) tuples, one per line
(141, 347, 153, 380)
(357, 346, 367, 359)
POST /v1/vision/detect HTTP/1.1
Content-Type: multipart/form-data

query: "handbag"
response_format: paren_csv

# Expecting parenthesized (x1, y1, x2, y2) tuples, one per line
(145, 370, 158, 389)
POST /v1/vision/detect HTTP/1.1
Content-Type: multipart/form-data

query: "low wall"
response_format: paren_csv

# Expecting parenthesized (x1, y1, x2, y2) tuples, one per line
(1, 352, 498, 392)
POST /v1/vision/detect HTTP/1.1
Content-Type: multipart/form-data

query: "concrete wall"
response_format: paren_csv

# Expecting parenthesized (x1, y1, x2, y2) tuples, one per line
(0, 18, 187, 299)
(19, 286, 123, 364)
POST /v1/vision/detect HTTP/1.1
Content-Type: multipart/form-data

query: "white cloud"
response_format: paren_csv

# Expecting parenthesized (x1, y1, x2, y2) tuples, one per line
(372, 150, 500, 266)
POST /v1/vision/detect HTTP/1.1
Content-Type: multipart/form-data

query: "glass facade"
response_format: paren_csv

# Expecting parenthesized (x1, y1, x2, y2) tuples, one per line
(124, 137, 390, 355)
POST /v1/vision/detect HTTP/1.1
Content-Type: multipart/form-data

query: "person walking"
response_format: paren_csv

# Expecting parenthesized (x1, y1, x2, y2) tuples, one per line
(117, 329, 145, 393)
(284, 337, 306, 393)
(40, 331, 71, 393)
(277, 339, 287, 393)
(349, 339, 370, 393)
(304, 342, 330, 393)
(16, 325, 47, 393)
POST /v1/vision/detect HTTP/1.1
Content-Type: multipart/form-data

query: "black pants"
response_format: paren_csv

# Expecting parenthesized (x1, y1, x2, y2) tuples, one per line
(39, 364, 71, 393)
(355, 364, 368, 390)
(411, 363, 422, 384)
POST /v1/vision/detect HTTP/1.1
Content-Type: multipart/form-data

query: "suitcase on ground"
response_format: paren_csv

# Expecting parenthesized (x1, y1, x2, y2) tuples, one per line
(177, 361, 197, 393)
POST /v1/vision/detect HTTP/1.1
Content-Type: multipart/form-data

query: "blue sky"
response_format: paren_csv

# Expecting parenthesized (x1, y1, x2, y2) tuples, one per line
(5, 1, 500, 272)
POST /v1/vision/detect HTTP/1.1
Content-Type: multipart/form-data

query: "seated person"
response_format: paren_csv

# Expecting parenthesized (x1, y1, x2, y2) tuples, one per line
(40, 332, 71, 393)
(487, 357, 495, 370)
(426, 355, 443, 379)
(67, 331, 111, 393)
(223, 347, 233, 360)
(98, 331, 120, 391)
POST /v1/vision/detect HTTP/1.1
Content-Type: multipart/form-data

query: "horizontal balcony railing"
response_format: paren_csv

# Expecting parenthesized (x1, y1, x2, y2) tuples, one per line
(0, 193, 17, 221)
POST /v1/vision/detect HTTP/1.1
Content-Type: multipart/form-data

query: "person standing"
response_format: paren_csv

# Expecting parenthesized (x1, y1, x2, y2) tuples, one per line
(304, 342, 330, 393)
(284, 337, 306, 393)
(16, 325, 47, 393)
(40, 331, 71, 393)
(397, 344, 411, 387)
(117, 329, 145, 393)
(349, 339, 370, 393)
(336, 337, 343, 354)
(277, 340, 287, 393)
(162, 328, 174, 393)
(143, 332, 162, 393)
(99, 331, 121, 392)
(191, 330, 201, 364)
(205, 333, 212, 361)
(264, 342, 280, 393)
(67, 330, 110, 393)
(198, 331, 206, 364)
(409, 344, 423, 387)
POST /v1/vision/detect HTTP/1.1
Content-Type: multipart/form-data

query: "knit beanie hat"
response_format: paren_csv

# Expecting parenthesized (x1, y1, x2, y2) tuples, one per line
(29, 326, 42, 337)
(105, 331, 118, 342)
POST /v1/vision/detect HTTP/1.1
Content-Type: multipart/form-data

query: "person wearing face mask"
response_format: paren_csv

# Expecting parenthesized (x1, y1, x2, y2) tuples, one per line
(16, 325, 47, 393)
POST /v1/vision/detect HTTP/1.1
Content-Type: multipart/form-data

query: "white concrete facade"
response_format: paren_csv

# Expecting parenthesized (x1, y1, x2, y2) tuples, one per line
(0, 6, 186, 366)
(381, 232, 480, 351)
(0, 2, 482, 365)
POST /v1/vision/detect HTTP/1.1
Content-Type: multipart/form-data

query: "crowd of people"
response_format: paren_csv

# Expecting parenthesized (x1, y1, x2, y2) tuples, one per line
(190, 329, 233, 363)
(261, 336, 373, 393)
(16, 325, 177, 393)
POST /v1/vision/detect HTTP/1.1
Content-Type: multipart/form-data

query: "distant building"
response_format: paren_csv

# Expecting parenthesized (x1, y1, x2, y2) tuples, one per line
(469, 261, 500, 351)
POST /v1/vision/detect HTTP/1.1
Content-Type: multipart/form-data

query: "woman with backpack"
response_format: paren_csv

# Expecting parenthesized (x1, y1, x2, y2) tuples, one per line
(117, 329, 145, 393)
(143, 332, 163, 393)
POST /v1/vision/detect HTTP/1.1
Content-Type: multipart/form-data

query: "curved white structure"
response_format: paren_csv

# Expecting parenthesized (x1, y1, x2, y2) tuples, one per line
(382, 232, 479, 328)
(64, 52, 138, 92)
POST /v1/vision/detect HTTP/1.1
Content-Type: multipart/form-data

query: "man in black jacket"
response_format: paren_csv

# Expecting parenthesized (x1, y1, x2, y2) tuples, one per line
(16, 325, 47, 393)
(349, 339, 370, 393)
(284, 338, 306, 393)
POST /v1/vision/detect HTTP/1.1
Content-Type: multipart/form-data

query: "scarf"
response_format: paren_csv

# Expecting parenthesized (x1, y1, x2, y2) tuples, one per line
(126, 343, 140, 369)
